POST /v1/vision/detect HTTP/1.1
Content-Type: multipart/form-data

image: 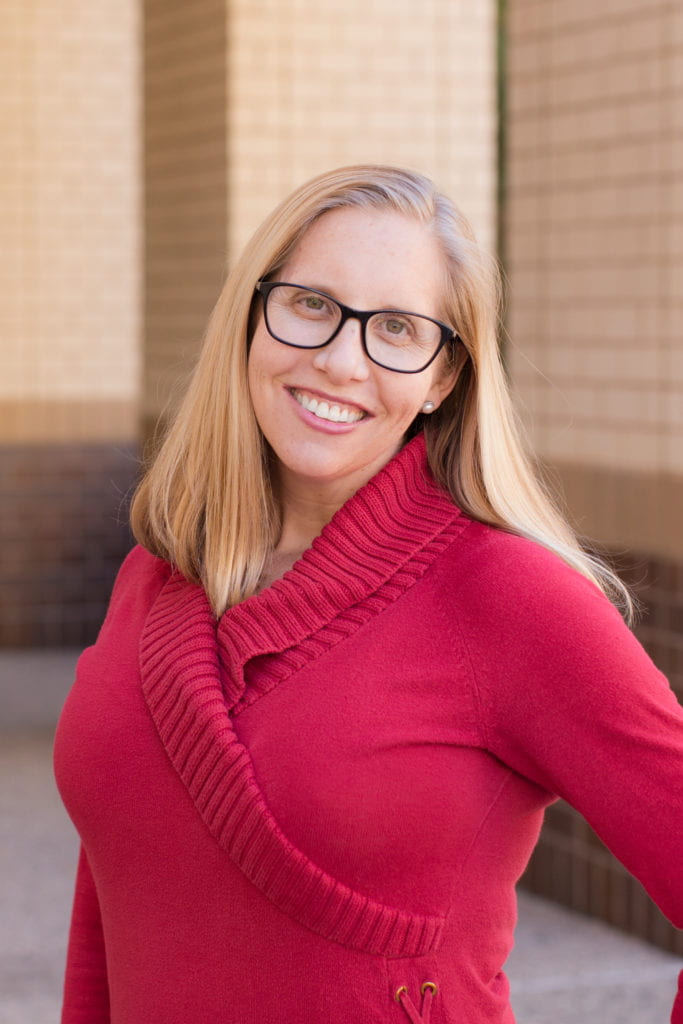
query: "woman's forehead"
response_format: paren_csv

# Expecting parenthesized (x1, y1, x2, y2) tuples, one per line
(280, 206, 444, 312)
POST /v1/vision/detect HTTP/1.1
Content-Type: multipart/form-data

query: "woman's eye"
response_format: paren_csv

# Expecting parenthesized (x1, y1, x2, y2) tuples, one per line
(300, 293, 326, 311)
(384, 317, 409, 336)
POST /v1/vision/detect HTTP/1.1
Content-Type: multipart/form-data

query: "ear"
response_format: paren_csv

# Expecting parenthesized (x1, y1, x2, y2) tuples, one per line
(424, 365, 457, 412)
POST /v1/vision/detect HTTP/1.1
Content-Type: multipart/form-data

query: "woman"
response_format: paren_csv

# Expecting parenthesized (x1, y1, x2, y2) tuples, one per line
(55, 165, 683, 1023)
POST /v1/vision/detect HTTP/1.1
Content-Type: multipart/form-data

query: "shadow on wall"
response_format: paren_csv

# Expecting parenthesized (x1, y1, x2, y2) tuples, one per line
(0, 444, 138, 647)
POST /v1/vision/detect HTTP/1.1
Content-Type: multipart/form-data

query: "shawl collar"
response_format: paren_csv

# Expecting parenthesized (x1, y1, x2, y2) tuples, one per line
(139, 434, 468, 956)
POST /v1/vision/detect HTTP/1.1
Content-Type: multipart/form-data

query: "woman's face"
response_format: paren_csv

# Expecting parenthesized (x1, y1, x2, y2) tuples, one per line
(248, 206, 456, 506)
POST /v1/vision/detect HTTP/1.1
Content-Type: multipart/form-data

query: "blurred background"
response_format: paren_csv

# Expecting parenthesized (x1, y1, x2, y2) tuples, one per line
(1, 0, 682, 1019)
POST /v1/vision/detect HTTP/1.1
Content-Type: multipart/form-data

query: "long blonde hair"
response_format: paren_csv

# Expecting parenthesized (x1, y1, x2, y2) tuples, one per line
(131, 164, 632, 619)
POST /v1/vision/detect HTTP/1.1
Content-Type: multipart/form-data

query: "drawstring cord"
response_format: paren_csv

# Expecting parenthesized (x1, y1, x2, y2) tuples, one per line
(395, 981, 438, 1023)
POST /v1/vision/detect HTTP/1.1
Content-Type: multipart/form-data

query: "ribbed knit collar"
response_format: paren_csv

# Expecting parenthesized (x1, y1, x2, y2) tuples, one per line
(216, 434, 464, 701)
(139, 434, 469, 957)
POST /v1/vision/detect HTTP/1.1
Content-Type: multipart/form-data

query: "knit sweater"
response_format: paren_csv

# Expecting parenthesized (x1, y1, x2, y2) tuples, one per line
(54, 434, 683, 1024)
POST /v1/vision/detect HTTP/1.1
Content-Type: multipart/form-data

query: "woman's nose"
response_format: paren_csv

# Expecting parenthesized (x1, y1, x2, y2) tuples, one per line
(311, 318, 370, 381)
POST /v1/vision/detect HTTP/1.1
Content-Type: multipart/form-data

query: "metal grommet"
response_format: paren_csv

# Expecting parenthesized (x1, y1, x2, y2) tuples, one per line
(420, 981, 438, 996)
(394, 985, 408, 1002)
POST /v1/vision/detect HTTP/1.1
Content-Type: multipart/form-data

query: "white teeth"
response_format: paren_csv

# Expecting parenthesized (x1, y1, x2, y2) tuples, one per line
(293, 390, 364, 423)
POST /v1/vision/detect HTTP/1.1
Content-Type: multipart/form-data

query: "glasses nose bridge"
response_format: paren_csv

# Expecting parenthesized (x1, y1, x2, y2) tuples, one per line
(334, 301, 371, 350)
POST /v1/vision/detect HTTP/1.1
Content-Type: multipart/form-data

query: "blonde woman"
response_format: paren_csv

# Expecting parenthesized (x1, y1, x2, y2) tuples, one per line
(55, 166, 683, 1024)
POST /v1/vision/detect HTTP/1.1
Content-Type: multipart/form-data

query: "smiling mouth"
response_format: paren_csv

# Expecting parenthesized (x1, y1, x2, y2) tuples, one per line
(290, 389, 367, 424)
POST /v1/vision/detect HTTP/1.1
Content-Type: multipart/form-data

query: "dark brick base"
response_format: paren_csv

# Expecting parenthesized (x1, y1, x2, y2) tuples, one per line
(0, 443, 139, 647)
(521, 552, 683, 954)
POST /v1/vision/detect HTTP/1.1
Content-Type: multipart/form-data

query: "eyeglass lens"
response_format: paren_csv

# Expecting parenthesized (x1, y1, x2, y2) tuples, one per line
(264, 285, 443, 372)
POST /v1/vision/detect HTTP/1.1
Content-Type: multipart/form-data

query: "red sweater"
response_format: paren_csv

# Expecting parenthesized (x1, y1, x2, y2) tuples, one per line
(54, 434, 683, 1024)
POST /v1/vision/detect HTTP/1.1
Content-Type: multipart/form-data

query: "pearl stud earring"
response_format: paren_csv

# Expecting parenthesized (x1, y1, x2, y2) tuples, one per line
(421, 401, 435, 414)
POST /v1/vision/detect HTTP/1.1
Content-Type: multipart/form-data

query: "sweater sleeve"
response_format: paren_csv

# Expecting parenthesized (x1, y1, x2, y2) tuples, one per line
(61, 844, 110, 1024)
(457, 533, 683, 1022)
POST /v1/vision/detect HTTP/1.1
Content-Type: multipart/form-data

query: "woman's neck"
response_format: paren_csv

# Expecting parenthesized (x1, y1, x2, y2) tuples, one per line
(253, 473, 355, 595)
(254, 493, 335, 594)
(272, 447, 403, 557)
(274, 482, 345, 557)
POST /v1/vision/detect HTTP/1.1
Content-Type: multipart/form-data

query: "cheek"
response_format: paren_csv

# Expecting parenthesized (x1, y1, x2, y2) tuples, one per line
(247, 321, 268, 373)
(247, 328, 279, 399)
(249, 322, 301, 383)
(246, 333, 274, 431)
(379, 378, 434, 419)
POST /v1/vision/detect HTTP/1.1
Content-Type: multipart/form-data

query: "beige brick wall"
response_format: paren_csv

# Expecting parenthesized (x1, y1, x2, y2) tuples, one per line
(143, 0, 228, 424)
(506, 2, 683, 947)
(0, 0, 141, 442)
(227, 0, 497, 258)
(1, 2, 496, 437)
(506, 1, 683, 483)
(144, 0, 498, 424)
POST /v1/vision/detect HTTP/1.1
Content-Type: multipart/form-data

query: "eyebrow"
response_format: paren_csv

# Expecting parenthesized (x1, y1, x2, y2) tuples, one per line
(282, 281, 432, 315)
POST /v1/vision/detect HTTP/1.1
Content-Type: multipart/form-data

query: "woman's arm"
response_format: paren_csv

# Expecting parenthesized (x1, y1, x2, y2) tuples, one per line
(453, 530, 683, 1021)
(474, 569, 683, 927)
(61, 844, 110, 1024)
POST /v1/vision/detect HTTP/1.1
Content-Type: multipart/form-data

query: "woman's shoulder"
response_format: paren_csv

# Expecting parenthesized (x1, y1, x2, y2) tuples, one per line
(438, 519, 668, 716)
(438, 516, 626, 637)
(121, 542, 170, 575)
(99, 544, 173, 634)
(446, 515, 591, 581)
(112, 542, 172, 592)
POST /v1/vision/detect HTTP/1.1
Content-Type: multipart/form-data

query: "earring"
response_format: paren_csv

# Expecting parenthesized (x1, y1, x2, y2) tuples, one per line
(421, 401, 435, 414)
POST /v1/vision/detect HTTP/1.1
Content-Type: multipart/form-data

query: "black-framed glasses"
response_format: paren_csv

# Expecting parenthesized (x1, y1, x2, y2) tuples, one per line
(255, 281, 460, 374)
